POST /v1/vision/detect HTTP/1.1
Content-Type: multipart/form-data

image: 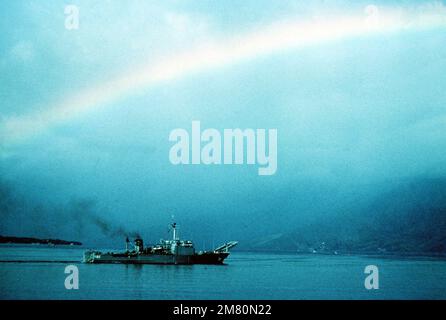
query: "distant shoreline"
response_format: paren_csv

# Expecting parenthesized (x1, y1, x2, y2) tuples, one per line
(0, 235, 82, 246)
(234, 248, 446, 259)
(0, 239, 444, 259)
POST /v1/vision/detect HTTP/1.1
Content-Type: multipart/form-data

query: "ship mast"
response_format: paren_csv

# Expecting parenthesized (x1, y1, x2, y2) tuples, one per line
(172, 222, 177, 241)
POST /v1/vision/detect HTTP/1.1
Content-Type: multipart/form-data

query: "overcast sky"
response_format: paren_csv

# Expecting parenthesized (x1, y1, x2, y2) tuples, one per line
(1, 0, 446, 245)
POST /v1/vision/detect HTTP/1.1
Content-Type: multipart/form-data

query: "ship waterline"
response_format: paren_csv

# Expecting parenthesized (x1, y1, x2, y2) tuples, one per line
(83, 223, 237, 265)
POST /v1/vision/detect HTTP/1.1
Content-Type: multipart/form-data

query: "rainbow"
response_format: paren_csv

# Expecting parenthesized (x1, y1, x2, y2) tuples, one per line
(2, 3, 446, 146)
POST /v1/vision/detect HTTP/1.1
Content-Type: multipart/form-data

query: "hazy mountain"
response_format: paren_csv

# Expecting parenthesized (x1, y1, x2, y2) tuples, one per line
(246, 177, 446, 255)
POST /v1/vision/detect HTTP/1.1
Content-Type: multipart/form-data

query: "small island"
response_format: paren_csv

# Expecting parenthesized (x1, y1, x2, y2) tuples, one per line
(0, 235, 82, 246)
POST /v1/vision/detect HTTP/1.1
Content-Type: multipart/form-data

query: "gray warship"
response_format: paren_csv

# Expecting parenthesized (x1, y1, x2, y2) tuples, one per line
(83, 223, 238, 265)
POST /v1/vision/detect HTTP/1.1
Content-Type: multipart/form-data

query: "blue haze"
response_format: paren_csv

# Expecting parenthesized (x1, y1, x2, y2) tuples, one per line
(1, 1, 446, 252)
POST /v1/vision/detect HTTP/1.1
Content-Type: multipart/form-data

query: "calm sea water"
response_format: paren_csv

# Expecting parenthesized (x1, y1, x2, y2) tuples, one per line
(0, 245, 445, 300)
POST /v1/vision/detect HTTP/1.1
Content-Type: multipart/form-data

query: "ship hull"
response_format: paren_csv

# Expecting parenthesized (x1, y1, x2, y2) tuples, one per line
(84, 251, 229, 265)
(192, 252, 229, 264)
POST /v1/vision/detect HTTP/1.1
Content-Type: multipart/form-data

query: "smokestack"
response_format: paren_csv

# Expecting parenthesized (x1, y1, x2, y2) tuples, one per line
(134, 238, 143, 253)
